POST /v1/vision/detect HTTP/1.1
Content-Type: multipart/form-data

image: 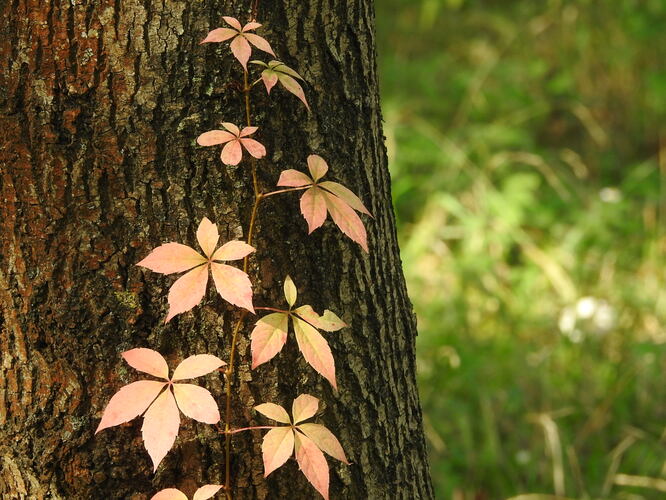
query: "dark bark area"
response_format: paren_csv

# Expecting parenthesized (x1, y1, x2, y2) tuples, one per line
(0, 0, 434, 498)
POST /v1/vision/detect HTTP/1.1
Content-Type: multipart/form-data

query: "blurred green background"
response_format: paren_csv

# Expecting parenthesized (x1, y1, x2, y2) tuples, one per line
(375, 0, 666, 498)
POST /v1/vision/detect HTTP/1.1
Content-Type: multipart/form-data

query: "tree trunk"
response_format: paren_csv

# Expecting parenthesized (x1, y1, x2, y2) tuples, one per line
(0, 0, 433, 498)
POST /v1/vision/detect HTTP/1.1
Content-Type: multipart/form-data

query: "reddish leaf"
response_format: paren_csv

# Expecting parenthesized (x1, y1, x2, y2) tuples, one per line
(254, 402, 291, 424)
(250, 312, 289, 368)
(230, 35, 252, 70)
(319, 181, 371, 216)
(96, 381, 166, 433)
(277, 169, 313, 187)
(172, 384, 220, 424)
(294, 432, 330, 500)
(151, 488, 188, 500)
(142, 389, 181, 471)
(291, 394, 319, 424)
(199, 28, 237, 44)
(196, 217, 219, 258)
(192, 485, 224, 500)
(300, 187, 327, 234)
(307, 155, 329, 181)
(172, 354, 226, 381)
(97, 350, 224, 472)
(283, 275, 297, 307)
(221, 122, 240, 135)
(324, 193, 368, 252)
(297, 423, 348, 464)
(138, 218, 255, 321)
(210, 263, 255, 313)
(196, 130, 235, 146)
(239, 138, 267, 159)
(122, 348, 169, 379)
(165, 264, 209, 323)
(261, 69, 279, 93)
(242, 21, 262, 31)
(212, 240, 255, 261)
(262, 427, 295, 477)
(293, 317, 337, 389)
(138, 243, 206, 274)
(256, 395, 347, 498)
(222, 16, 242, 31)
(221, 140, 243, 166)
(243, 33, 275, 56)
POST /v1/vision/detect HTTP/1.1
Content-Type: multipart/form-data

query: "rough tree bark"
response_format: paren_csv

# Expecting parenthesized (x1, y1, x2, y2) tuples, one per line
(0, 0, 433, 498)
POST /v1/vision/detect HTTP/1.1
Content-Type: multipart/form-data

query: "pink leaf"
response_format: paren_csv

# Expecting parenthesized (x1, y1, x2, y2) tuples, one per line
(150, 488, 188, 500)
(192, 485, 224, 500)
(297, 423, 348, 464)
(277, 169, 313, 187)
(240, 138, 267, 159)
(221, 122, 241, 136)
(242, 21, 262, 32)
(292, 394, 319, 424)
(220, 140, 243, 166)
(96, 380, 166, 433)
(165, 264, 209, 323)
(172, 354, 226, 381)
(262, 427, 295, 477)
(254, 402, 291, 424)
(250, 313, 289, 368)
(319, 181, 371, 216)
(261, 70, 279, 94)
(300, 187, 327, 234)
(210, 262, 255, 313)
(211, 240, 255, 262)
(323, 192, 368, 252)
(294, 305, 346, 332)
(197, 130, 235, 146)
(122, 348, 170, 379)
(307, 155, 329, 181)
(196, 217, 219, 258)
(283, 275, 297, 307)
(239, 126, 259, 137)
(278, 73, 310, 110)
(172, 383, 220, 424)
(142, 389, 181, 471)
(137, 243, 206, 274)
(294, 432, 330, 500)
(200, 28, 237, 44)
(293, 317, 337, 389)
(222, 16, 243, 31)
(230, 35, 252, 70)
(243, 33, 275, 56)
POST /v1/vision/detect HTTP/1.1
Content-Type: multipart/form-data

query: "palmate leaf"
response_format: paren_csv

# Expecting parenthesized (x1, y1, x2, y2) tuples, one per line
(200, 17, 274, 70)
(254, 395, 347, 500)
(277, 155, 372, 251)
(196, 123, 266, 166)
(137, 217, 255, 322)
(96, 349, 225, 471)
(251, 59, 310, 110)
(150, 485, 224, 500)
(250, 276, 345, 387)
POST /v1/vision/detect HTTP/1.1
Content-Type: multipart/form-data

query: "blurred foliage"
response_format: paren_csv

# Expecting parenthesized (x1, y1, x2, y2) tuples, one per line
(375, 0, 666, 498)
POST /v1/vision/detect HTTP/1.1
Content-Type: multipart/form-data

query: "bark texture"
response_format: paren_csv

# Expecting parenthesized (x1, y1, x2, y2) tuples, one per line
(0, 0, 434, 498)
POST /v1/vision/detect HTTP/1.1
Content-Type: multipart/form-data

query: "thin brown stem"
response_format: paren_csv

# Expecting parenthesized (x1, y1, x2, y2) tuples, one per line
(262, 186, 309, 198)
(255, 306, 289, 313)
(229, 425, 274, 434)
(224, 66, 264, 500)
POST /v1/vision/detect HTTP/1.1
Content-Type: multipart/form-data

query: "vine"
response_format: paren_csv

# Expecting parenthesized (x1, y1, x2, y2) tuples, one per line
(95, 12, 371, 500)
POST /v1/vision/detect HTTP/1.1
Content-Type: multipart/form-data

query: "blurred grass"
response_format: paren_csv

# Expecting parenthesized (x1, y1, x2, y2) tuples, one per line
(375, 0, 666, 498)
